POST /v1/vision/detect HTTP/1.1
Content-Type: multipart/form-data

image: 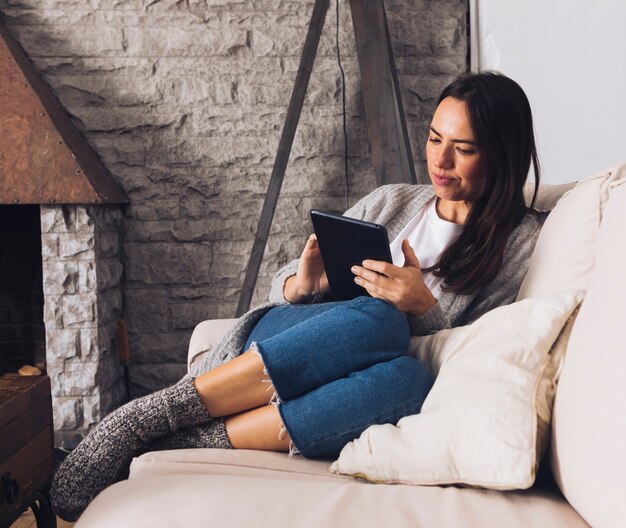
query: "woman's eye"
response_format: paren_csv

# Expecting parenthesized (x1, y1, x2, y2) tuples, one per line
(456, 147, 474, 155)
(428, 137, 440, 144)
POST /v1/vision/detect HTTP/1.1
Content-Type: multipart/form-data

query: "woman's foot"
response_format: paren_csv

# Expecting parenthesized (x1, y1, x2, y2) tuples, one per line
(50, 377, 210, 521)
(147, 417, 232, 451)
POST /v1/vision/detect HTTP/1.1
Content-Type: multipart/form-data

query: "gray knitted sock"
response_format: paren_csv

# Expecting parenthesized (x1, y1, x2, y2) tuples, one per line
(50, 377, 210, 521)
(147, 417, 233, 451)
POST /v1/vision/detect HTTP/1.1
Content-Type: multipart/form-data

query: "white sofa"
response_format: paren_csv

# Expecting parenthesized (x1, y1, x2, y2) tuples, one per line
(75, 168, 626, 528)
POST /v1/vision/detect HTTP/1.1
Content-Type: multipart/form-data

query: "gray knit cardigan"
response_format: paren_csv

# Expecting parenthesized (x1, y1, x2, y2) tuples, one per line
(190, 184, 541, 377)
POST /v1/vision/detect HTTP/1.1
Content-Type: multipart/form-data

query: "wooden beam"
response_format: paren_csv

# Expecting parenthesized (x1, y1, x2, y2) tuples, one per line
(236, 0, 330, 316)
(349, 0, 420, 185)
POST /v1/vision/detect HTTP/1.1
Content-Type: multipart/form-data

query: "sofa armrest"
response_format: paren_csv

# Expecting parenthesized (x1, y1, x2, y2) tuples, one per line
(187, 319, 239, 372)
(524, 181, 577, 211)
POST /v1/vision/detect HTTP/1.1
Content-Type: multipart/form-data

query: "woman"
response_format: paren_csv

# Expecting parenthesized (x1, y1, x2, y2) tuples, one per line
(51, 71, 542, 521)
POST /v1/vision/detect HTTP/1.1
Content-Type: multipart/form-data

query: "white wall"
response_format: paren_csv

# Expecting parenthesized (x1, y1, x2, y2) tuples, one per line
(472, 0, 626, 183)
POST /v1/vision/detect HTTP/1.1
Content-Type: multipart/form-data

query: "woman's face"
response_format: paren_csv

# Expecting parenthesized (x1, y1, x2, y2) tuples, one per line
(426, 96, 484, 222)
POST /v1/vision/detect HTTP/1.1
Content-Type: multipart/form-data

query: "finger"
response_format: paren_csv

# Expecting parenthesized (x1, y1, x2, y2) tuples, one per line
(354, 276, 395, 303)
(354, 273, 395, 295)
(306, 234, 319, 249)
(352, 265, 388, 285)
(361, 259, 399, 278)
(401, 240, 420, 268)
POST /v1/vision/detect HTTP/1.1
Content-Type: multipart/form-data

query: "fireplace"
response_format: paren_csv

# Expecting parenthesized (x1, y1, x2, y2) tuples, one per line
(0, 205, 45, 373)
(0, 18, 129, 447)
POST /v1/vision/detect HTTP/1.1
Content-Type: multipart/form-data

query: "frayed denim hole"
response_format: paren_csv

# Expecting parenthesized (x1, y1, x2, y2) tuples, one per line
(250, 341, 282, 405)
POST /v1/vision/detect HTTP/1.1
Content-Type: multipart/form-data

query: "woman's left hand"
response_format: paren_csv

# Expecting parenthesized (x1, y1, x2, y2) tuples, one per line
(351, 239, 437, 316)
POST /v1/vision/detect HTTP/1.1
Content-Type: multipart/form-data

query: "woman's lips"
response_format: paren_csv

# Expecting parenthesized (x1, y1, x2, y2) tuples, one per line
(433, 173, 456, 186)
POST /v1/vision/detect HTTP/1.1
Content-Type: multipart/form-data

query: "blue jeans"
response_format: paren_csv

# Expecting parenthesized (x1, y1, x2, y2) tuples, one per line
(244, 297, 433, 459)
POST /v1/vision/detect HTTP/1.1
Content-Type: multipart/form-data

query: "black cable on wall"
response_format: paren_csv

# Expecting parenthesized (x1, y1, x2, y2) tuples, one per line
(335, 0, 349, 211)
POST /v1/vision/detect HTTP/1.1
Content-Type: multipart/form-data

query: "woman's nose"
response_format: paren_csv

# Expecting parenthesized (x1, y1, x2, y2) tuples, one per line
(434, 146, 453, 169)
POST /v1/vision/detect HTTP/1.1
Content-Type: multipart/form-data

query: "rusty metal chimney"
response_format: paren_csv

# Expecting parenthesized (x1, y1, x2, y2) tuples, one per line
(0, 15, 128, 205)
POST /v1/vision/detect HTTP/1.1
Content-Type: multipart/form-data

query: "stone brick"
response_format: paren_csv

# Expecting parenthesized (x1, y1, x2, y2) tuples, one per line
(49, 359, 99, 397)
(95, 349, 125, 393)
(90, 136, 148, 166)
(78, 261, 97, 292)
(81, 395, 102, 429)
(98, 379, 127, 416)
(128, 199, 180, 221)
(40, 234, 59, 260)
(170, 300, 222, 330)
(40, 206, 94, 235)
(52, 396, 82, 430)
(128, 363, 188, 396)
(11, 25, 125, 57)
(42, 260, 79, 295)
(44, 293, 97, 329)
(97, 289, 123, 325)
(97, 232, 121, 258)
(58, 233, 96, 260)
(82, 382, 127, 427)
(126, 27, 248, 57)
(91, 205, 124, 229)
(125, 242, 212, 285)
(47, 326, 109, 362)
(129, 330, 190, 364)
(96, 259, 124, 290)
(124, 289, 169, 333)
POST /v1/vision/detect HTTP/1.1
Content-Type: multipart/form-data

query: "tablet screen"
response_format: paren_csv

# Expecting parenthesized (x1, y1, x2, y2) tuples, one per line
(310, 210, 392, 300)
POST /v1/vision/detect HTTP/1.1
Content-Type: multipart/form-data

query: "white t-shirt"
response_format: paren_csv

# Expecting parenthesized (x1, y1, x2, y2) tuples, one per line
(389, 197, 463, 298)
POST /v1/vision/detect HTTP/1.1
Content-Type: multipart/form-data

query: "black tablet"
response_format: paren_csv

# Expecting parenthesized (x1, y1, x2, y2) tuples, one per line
(310, 209, 392, 300)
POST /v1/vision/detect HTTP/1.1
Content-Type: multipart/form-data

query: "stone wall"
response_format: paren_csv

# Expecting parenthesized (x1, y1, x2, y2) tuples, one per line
(1, 0, 467, 398)
(41, 205, 126, 447)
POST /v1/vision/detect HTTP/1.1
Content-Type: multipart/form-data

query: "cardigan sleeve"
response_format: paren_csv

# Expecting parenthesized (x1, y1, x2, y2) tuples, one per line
(406, 302, 450, 335)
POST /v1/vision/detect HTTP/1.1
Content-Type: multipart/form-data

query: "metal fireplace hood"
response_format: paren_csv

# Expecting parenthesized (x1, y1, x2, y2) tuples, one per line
(0, 15, 128, 205)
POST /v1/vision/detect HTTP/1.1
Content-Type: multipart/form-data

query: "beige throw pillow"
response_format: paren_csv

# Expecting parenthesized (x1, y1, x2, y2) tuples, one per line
(517, 165, 624, 301)
(329, 290, 584, 489)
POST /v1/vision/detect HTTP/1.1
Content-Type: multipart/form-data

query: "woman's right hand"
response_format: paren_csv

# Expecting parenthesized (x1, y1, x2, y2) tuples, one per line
(283, 234, 329, 303)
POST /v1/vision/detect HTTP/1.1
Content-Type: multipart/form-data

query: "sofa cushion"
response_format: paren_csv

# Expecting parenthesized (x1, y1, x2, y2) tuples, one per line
(517, 164, 624, 301)
(550, 176, 626, 528)
(74, 449, 588, 528)
(329, 290, 583, 489)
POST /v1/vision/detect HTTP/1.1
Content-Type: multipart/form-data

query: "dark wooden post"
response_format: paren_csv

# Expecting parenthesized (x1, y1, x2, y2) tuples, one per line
(349, 0, 420, 186)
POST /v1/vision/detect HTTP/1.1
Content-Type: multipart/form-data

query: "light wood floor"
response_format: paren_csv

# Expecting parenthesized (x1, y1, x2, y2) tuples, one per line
(10, 508, 73, 528)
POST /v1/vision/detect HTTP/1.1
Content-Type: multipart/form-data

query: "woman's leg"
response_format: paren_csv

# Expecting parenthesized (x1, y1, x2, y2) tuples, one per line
(51, 297, 408, 519)
(192, 297, 409, 416)
(214, 355, 433, 459)
(278, 355, 433, 458)
(248, 297, 411, 402)
(225, 405, 291, 452)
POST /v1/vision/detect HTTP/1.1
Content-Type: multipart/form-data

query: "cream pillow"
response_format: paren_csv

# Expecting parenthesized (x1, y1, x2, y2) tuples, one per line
(329, 290, 584, 489)
(517, 164, 624, 301)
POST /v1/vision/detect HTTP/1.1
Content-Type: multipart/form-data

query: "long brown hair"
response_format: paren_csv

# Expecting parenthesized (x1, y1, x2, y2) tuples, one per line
(425, 71, 540, 295)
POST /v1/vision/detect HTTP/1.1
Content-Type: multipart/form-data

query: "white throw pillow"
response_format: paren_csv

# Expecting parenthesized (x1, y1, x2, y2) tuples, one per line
(329, 290, 584, 489)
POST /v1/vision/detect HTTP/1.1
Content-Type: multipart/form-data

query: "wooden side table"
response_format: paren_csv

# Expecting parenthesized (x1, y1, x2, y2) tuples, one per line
(0, 375, 56, 528)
